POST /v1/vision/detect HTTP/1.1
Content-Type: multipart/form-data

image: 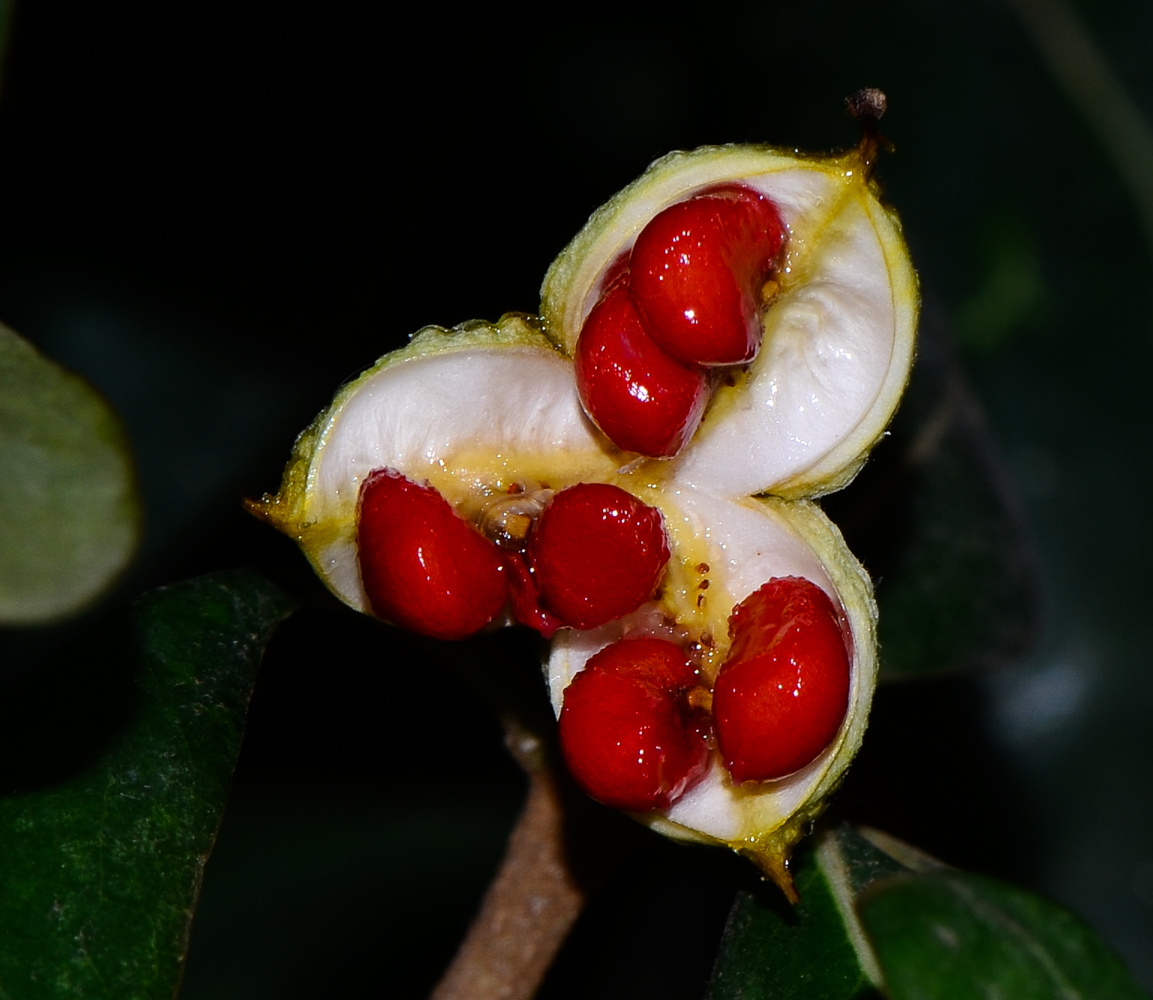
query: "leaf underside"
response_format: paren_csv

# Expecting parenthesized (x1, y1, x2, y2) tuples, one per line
(0, 570, 293, 1000)
(0, 323, 141, 624)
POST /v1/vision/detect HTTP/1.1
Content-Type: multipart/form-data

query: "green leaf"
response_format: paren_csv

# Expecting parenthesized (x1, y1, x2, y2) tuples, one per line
(0, 323, 141, 624)
(709, 826, 1147, 1000)
(0, 570, 293, 1000)
(706, 827, 897, 1000)
(859, 868, 1152, 1000)
(825, 316, 1038, 679)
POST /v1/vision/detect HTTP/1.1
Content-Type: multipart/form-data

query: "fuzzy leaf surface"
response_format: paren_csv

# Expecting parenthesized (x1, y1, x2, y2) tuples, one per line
(0, 570, 293, 999)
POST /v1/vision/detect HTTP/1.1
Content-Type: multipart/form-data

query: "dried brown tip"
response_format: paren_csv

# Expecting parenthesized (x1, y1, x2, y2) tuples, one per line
(845, 87, 887, 123)
(844, 88, 892, 177)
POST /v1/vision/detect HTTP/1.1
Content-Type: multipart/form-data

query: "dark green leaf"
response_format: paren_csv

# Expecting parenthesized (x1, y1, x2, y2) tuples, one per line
(711, 826, 1150, 1000)
(706, 827, 897, 1000)
(0, 323, 141, 624)
(825, 312, 1038, 679)
(0, 570, 293, 1000)
(859, 869, 1152, 1000)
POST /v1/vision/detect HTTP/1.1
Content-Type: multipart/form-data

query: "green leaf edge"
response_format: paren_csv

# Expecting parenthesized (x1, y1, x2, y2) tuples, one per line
(0, 570, 294, 999)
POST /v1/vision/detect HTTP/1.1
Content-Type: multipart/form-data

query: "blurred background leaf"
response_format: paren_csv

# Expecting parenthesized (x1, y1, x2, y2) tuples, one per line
(0, 322, 140, 624)
(826, 309, 1040, 680)
(0, 571, 291, 999)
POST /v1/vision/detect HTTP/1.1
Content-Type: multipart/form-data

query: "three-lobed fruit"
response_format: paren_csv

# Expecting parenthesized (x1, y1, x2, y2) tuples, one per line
(256, 129, 917, 892)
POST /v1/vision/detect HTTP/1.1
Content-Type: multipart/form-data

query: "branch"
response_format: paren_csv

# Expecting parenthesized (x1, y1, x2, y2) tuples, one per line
(429, 720, 588, 1000)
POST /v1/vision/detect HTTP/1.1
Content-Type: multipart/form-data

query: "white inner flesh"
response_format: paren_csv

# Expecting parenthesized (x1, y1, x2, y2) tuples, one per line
(305, 347, 608, 610)
(671, 193, 895, 496)
(561, 166, 900, 498)
(547, 490, 847, 844)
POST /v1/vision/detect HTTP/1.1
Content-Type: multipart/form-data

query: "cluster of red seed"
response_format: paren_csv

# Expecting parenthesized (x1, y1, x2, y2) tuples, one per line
(357, 467, 850, 810)
(354, 185, 850, 814)
(559, 578, 850, 809)
(357, 471, 667, 642)
(575, 186, 785, 458)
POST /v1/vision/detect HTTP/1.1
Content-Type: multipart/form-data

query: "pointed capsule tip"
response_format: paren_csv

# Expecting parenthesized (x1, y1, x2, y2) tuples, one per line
(243, 493, 290, 532)
(743, 845, 801, 904)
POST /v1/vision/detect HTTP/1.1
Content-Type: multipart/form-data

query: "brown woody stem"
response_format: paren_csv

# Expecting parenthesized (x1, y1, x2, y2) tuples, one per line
(429, 721, 586, 1000)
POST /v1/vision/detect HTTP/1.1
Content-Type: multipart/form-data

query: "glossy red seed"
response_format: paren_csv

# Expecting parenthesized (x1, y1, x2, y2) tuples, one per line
(357, 469, 508, 640)
(559, 637, 710, 811)
(503, 550, 564, 639)
(575, 281, 709, 458)
(713, 577, 850, 783)
(629, 186, 786, 366)
(530, 482, 670, 630)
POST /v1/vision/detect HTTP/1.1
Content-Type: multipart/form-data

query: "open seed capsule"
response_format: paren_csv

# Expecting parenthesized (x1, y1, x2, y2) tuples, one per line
(250, 130, 917, 896)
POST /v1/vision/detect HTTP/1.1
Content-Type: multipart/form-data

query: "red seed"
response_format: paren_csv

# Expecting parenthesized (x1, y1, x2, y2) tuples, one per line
(530, 483, 670, 630)
(575, 281, 709, 458)
(559, 637, 710, 811)
(357, 469, 508, 640)
(629, 186, 785, 366)
(503, 550, 565, 639)
(713, 577, 850, 783)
